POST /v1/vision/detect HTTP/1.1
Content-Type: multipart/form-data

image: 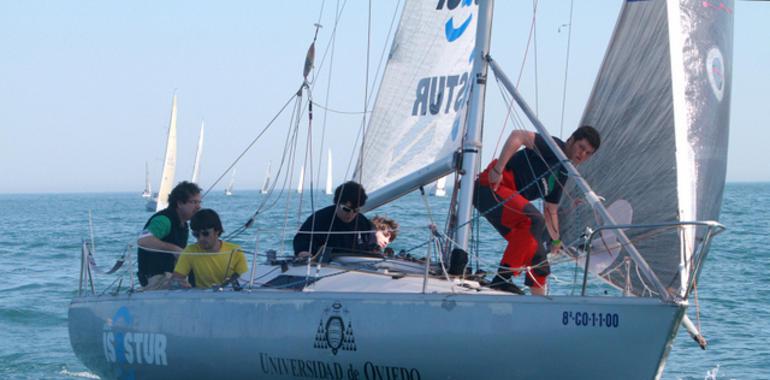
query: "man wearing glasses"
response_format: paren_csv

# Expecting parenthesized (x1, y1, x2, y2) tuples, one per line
(172, 209, 248, 289)
(293, 181, 378, 260)
(137, 181, 202, 287)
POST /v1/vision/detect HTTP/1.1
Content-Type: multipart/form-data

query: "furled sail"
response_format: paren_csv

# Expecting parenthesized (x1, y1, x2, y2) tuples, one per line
(155, 94, 178, 211)
(559, 0, 733, 298)
(354, 0, 479, 193)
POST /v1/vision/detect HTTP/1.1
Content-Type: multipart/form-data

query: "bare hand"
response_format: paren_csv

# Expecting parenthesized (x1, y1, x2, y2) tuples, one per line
(297, 251, 311, 259)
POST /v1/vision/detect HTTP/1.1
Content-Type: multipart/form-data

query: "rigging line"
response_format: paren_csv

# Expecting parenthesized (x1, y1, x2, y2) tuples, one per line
(310, 101, 370, 115)
(315, 0, 326, 29)
(314, 0, 339, 189)
(354, 0, 373, 180)
(532, 0, 539, 116)
(365, 0, 402, 107)
(223, 94, 305, 241)
(491, 0, 539, 157)
(558, 0, 575, 139)
(201, 91, 297, 199)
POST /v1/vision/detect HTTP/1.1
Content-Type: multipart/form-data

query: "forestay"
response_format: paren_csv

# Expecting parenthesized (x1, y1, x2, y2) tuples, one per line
(559, 0, 733, 298)
(355, 0, 479, 193)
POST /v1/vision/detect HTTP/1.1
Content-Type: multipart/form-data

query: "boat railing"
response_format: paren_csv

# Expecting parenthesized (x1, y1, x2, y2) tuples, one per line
(579, 220, 726, 298)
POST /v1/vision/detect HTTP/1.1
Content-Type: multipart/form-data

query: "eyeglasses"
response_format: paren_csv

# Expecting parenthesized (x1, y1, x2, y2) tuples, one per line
(339, 205, 359, 213)
(192, 228, 215, 238)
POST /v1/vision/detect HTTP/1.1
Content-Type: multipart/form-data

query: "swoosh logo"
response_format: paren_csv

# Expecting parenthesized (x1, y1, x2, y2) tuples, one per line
(445, 14, 473, 42)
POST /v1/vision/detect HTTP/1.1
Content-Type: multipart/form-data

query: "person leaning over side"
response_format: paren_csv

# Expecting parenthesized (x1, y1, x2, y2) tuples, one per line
(293, 181, 377, 260)
(172, 209, 248, 289)
(372, 215, 399, 255)
(137, 181, 202, 288)
(474, 126, 600, 295)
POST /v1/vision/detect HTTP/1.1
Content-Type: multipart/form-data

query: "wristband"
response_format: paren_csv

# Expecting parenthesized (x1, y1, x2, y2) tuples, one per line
(551, 239, 561, 245)
(492, 166, 502, 175)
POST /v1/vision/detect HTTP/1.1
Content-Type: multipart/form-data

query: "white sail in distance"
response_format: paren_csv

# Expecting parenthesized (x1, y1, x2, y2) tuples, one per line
(260, 161, 271, 194)
(224, 168, 236, 196)
(433, 176, 447, 197)
(559, 0, 733, 298)
(297, 165, 304, 194)
(142, 161, 152, 198)
(325, 150, 333, 195)
(155, 94, 178, 211)
(354, 0, 479, 193)
(191, 120, 204, 184)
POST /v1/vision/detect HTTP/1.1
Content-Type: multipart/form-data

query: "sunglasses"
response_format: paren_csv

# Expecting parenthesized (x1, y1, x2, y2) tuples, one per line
(339, 205, 359, 213)
(192, 228, 215, 238)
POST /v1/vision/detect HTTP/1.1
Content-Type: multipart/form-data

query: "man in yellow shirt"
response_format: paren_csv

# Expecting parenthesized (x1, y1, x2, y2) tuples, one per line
(173, 209, 248, 289)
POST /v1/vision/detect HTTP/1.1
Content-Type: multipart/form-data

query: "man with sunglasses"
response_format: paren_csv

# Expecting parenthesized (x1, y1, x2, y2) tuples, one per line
(137, 181, 202, 288)
(293, 181, 378, 260)
(172, 209, 248, 289)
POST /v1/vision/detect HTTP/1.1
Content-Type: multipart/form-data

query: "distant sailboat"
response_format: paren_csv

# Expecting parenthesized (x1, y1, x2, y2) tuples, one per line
(432, 175, 447, 197)
(297, 165, 304, 194)
(145, 94, 178, 212)
(325, 149, 333, 195)
(141, 161, 152, 199)
(191, 120, 204, 184)
(260, 162, 271, 194)
(224, 168, 236, 196)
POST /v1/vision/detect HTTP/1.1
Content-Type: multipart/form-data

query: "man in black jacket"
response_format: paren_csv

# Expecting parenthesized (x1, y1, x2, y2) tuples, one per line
(294, 181, 377, 260)
(137, 181, 202, 286)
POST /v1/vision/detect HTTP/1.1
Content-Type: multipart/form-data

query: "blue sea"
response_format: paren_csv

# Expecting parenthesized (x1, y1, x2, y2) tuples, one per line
(0, 183, 768, 379)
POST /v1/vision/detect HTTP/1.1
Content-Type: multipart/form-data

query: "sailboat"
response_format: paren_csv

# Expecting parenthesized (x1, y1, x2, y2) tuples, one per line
(141, 162, 152, 199)
(297, 165, 304, 194)
(224, 168, 236, 196)
(325, 149, 333, 195)
(431, 176, 447, 197)
(70, 1, 732, 378)
(190, 120, 204, 184)
(260, 161, 271, 194)
(145, 94, 178, 212)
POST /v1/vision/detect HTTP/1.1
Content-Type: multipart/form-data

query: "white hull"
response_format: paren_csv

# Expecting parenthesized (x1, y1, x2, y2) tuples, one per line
(69, 262, 684, 380)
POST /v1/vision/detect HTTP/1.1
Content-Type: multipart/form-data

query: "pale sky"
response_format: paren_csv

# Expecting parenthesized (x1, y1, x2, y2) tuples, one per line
(1, 1, 767, 193)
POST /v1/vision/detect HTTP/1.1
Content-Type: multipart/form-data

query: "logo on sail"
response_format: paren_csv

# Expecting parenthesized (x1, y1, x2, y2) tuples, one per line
(437, 0, 477, 42)
(706, 47, 725, 102)
(313, 302, 357, 355)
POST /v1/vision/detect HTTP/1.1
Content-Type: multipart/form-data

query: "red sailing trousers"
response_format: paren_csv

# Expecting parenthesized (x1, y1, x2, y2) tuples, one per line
(476, 160, 549, 288)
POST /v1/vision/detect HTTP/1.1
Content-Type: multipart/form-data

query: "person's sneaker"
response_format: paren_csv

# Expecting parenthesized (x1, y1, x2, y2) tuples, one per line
(488, 275, 524, 295)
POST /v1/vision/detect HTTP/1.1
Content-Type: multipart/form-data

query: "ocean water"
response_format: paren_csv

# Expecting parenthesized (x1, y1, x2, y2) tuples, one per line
(0, 183, 767, 379)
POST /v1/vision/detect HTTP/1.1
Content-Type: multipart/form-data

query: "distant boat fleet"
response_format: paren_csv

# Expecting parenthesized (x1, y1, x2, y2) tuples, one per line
(143, 98, 337, 203)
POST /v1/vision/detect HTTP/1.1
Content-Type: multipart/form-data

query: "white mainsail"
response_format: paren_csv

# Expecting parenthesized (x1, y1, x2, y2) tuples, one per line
(154, 94, 178, 211)
(191, 120, 204, 184)
(559, 0, 733, 298)
(354, 0, 478, 193)
(325, 149, 333, 195)
(260, 161, 271, 194)
(141, 161, 152, 198)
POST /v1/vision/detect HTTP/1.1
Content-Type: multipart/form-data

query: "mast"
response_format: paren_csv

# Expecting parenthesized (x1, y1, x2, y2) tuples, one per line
(454, 0, 494, 251)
